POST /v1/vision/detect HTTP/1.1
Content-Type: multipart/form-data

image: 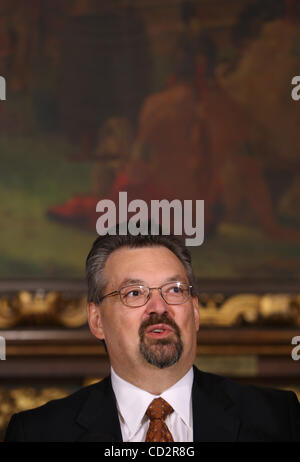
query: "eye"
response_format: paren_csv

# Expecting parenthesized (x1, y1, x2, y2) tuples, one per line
(122, 286, 145, 298)
(167, 284, 184, 294)
(127, 289, 142, 297)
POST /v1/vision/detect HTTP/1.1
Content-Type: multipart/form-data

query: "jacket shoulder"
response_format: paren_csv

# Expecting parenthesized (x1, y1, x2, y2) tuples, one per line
(193, 367, 300, 441)
(194, 366, 295, 400)
(4, 378, 109, 442)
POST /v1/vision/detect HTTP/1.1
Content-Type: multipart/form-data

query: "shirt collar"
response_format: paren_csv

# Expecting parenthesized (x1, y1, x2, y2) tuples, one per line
(160, 368, 194, 430)
(110, 366, 194, 439)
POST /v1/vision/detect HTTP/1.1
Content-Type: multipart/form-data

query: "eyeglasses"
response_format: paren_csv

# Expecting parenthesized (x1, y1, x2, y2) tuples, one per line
(98, 281, 192, 308)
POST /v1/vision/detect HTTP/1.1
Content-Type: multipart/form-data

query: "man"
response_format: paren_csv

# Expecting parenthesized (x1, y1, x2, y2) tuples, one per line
(5, 227, 300, 441)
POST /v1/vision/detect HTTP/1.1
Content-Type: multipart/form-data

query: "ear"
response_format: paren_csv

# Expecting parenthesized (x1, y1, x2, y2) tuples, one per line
(87, 302, 105, 340)
(192, 297, 200, 331)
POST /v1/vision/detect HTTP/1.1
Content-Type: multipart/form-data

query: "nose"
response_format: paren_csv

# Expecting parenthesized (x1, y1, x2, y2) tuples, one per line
(144, 288, 170, 315)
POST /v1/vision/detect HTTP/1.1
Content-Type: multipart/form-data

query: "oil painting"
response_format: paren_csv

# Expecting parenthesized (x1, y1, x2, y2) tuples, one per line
(0, 0, 300, 279)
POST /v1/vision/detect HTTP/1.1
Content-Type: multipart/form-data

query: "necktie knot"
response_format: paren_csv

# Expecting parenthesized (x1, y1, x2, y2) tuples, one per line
(146, 397, 174, 421)
(145, 398, 174, 442)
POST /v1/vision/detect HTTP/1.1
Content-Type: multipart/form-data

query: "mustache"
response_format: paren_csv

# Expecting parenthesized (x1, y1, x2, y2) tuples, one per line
(138, 313, 181, 338)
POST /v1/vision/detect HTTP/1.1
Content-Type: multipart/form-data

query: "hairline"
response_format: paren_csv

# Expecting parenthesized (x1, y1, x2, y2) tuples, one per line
(99, 244, 192, 299)
(86, 228, 199, 305)
(87, 240, 197, 303)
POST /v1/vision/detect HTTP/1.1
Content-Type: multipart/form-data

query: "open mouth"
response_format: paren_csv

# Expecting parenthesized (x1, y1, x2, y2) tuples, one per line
(145, 324, 174, 339)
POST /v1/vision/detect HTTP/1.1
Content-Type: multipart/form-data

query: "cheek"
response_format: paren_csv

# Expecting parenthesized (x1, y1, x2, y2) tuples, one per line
(176, 307, 198, 336)
(105, 310, 142, 347)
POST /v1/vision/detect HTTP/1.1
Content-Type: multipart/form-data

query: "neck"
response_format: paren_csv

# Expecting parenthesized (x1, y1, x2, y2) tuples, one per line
(111, 360, 193, 395)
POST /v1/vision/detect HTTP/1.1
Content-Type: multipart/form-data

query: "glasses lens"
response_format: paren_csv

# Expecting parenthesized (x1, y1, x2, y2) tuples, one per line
(162, 282, 190, 305)
(120, 285, 148, 307)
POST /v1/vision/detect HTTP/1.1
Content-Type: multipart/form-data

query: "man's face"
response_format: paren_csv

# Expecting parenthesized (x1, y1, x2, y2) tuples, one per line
(88, 246, 200, 374)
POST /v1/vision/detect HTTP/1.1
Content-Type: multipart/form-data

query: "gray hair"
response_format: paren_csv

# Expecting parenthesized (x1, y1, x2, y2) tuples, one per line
(86, 224, 198, 304)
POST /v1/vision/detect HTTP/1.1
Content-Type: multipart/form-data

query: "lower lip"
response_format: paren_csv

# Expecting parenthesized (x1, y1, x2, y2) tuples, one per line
(146, 329, 173, 339)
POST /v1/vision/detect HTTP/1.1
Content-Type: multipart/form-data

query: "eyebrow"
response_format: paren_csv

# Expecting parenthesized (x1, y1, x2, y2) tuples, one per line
(117, 274, 188, 289)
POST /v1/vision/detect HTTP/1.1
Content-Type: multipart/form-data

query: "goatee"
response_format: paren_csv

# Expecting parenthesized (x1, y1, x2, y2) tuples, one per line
(138, 313, 183, 368)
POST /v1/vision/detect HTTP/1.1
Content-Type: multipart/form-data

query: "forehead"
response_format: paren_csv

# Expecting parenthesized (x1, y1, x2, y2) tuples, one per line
(103, 246, 188, 287)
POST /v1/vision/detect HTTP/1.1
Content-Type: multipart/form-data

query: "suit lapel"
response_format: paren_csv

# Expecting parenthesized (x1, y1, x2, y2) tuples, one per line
(75, 375, 123, 442)
(74, 367, 240, 442)
(192, 366, 240, 442)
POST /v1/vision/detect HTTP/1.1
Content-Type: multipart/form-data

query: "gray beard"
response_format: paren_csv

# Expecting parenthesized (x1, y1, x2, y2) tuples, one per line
(139, 336, 183, 369)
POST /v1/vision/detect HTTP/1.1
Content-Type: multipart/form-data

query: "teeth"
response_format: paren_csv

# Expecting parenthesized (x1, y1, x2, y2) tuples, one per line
(152, 329, 163, 333)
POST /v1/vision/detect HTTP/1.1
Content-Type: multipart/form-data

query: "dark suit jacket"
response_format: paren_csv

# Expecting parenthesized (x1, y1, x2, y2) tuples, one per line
(4, 366, 300, 442)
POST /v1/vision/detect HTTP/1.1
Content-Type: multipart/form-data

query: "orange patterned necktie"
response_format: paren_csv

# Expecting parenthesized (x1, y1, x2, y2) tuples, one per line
(145, 397, 174, 442)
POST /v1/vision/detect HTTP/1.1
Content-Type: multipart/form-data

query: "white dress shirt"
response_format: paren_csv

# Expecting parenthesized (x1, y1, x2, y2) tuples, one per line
(110, 366, 194, 442)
